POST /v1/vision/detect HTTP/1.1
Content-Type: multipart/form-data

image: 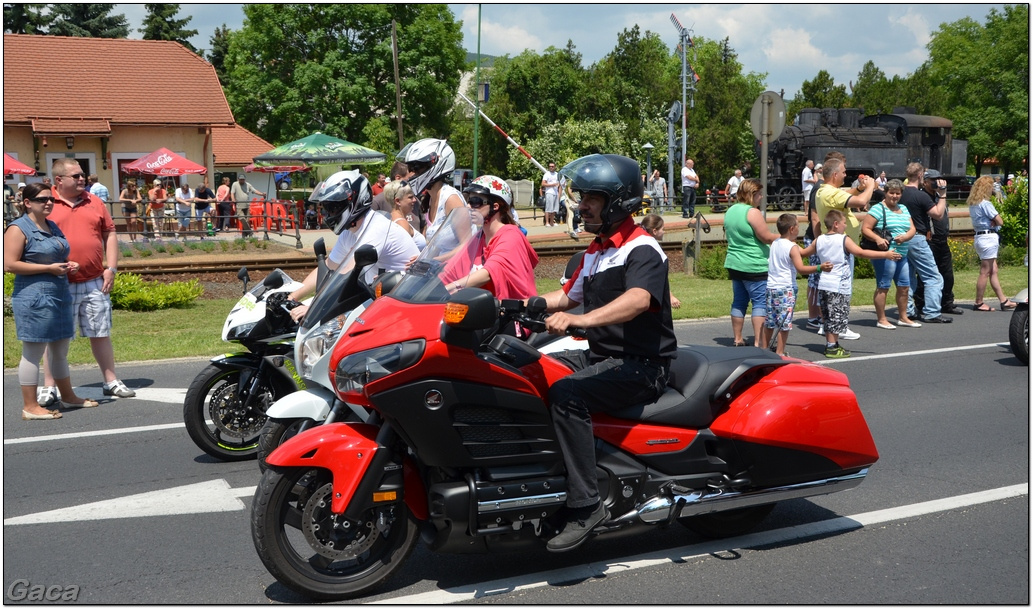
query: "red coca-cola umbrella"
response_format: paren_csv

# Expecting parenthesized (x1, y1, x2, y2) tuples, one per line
(123, 148, 207, 176)
(4, 153, 35, 175)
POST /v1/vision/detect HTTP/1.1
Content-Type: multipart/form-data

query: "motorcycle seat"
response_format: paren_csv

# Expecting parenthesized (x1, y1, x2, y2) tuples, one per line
(609, 345, 783, 428)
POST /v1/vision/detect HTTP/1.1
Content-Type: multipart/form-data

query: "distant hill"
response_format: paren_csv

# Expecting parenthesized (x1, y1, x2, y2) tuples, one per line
(465, 52, 496, 68)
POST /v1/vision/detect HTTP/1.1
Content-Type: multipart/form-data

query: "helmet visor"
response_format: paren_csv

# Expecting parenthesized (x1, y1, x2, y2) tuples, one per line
(309, 178, 355, 204)
(559, 155, 622, 199)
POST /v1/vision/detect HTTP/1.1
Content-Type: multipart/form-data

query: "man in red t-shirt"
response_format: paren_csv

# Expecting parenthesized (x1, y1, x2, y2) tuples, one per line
(41, 158, 136, 402)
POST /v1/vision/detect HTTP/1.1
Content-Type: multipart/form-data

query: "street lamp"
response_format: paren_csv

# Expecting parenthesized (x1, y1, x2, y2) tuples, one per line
(642, 142, 654, 182)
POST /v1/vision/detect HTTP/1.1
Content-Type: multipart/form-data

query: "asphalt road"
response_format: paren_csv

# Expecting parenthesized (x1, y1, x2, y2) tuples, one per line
(3, 306, 1028, 604)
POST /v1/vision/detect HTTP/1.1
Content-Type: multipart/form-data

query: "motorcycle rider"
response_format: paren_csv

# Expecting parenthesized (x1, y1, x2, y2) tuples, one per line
(397, 138, 467, 240)
(535, 154, 677, 552)
(288, 170, 418, 320)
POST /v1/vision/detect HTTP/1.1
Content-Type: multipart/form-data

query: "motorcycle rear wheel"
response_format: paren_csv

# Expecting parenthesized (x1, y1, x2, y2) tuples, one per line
(183, 364, 272, 461)
(251, 466, 418, 601)
(678, 504, 775, 538)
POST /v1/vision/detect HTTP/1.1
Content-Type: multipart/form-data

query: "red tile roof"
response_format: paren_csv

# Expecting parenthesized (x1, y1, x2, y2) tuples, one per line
(211, 124, 274, 166)
(3, 34, 234, 128)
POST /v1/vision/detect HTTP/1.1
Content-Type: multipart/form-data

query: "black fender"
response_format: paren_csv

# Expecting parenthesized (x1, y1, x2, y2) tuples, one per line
(207, 352, 303, 396)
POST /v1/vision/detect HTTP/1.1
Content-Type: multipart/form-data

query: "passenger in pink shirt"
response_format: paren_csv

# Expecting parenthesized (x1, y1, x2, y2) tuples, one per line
(445, 175, 539, 301)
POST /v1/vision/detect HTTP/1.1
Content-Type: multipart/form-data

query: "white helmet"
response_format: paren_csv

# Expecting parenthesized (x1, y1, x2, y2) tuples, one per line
(397, 138, 455, 197)
(309, 169, 372, 235)
(463, 175, 512, 206)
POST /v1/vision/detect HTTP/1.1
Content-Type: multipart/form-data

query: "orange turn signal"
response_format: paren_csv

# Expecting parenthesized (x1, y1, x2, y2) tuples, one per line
(443, 302, 469, 325)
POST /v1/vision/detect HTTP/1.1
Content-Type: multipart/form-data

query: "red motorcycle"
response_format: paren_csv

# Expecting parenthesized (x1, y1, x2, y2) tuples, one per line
(250, 210, 879, 600)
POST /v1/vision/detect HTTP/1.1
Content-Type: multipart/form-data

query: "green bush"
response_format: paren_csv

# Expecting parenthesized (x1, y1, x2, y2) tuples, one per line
(854, 257, 875, 279)
(220, 241, 230, 251)
(695, 244, 728, 280)
(153, 243, 167, 253)
(948, 238, 978, 272)
(998, 243, 1026, 267)
(120, 246, 134, 258)
(109, 272, 203, 311)
(999, 177, 1029, 248)
(169, 243, 185, 253)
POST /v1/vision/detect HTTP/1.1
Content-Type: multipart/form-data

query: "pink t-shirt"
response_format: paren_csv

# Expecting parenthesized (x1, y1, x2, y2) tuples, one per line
(479, 224, 539, 300)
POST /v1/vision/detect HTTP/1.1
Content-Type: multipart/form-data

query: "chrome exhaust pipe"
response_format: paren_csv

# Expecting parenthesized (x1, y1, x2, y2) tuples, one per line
(617, 469, 869, 525)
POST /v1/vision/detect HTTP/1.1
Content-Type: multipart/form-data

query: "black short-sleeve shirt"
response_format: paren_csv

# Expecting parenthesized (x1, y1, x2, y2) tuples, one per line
(563, 216, 677, 359)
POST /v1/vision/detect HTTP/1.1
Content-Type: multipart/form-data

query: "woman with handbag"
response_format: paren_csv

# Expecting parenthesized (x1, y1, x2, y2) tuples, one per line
(861, 179, 918, 329)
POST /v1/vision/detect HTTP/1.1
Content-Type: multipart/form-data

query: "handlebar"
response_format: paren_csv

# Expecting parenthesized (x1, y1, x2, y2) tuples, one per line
(499, 297, 588, 339)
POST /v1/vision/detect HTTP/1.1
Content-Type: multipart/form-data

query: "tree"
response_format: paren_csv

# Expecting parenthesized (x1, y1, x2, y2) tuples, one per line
(684, 37, 766, 191)
(3, 3, 52, 34)
(139, 4, 198, 53)
(786, 70, 850, 121)
(207, 25, 231, 86)
(47, 4, 128, 38)
(223, 4, 464, 149)
(926, 5, 1029, 176)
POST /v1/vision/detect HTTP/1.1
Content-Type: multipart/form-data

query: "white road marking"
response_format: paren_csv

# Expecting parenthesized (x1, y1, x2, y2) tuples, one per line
(55, 387, 188, 405)
(373, 483, 1028, 604)
(3, 480, 258, 525)
(812, 342, 1006, 365)
(4, 422, 185, 445)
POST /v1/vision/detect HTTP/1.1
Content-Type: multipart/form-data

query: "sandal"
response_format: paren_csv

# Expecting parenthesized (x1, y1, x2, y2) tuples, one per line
(973, 302, 995, 312)
(1001, 299, 1018, 310)
(23, 409, 63, 420)
(732, 340, 747, 347)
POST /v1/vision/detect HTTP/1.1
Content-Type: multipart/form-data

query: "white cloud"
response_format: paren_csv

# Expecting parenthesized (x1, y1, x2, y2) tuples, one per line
(462, 5, 544, 57)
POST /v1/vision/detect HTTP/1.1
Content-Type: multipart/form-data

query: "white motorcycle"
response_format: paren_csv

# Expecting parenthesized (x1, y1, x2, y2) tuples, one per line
(183, 267, 305, 461)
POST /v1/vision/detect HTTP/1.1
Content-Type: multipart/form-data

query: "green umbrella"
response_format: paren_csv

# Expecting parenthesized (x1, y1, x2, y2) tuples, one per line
(252, 132, 386, 166)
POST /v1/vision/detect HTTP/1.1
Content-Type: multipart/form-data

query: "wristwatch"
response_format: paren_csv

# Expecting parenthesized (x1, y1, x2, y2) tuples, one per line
(107, 267, 117, 273)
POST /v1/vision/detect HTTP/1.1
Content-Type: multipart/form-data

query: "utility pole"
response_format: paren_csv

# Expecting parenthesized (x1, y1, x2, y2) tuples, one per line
(669, 13, 697, 164)
(473, 4, 481, 177)
(392, 20, 404, 149)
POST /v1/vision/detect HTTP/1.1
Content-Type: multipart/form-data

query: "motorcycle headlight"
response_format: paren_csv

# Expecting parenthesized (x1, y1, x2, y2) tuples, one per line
(333, 340, 425, 396)
(298, 316, 347, 378)
(226, 321, 258, 341)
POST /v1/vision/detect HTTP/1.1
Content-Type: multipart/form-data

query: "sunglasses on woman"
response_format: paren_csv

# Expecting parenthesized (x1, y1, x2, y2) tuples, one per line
(466, 195, 491, 208)
(28, 196, 58, 203)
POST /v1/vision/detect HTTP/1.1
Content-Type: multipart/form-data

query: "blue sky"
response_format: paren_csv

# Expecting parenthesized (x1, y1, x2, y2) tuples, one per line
(117, 2, 1005, 98)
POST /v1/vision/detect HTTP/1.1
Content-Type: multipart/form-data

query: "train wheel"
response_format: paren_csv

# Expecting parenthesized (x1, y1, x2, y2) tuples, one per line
(776, 186, 799, 211)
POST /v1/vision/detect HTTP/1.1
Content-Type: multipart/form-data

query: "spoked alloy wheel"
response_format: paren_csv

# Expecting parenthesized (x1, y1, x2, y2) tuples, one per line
(183, 364, 271, 461)
(251, 467, 418, 601)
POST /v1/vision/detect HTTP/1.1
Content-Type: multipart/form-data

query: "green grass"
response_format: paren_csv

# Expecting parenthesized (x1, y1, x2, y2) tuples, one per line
(4, 266, 1027, 368)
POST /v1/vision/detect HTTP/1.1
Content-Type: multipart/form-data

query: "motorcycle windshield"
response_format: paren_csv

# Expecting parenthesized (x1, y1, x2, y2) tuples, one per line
(299, 241, 379, 335)
(389, 207, 484, 304)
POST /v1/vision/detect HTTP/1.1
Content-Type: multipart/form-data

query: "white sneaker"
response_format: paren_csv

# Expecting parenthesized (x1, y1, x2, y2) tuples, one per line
(816, 324, 824, 335)
(38, 386, 59, 406)
(840, 328, 861, 340)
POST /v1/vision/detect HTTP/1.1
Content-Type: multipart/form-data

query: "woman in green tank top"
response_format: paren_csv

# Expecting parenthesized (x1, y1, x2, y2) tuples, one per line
(723, 178, 778, 346)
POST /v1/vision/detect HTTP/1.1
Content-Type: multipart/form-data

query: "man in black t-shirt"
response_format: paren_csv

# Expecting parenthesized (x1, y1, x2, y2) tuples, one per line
(537, 154, 676, 552)
(898, 163, 951, 323)
(918, 172, 962, 315)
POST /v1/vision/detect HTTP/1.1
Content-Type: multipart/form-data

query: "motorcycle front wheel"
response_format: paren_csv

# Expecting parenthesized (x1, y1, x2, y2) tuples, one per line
(251, 466, 418, 601)
(1009, 307, 1029, 365)
(183, 364, 274, 461)
(257, 418, 313, 472)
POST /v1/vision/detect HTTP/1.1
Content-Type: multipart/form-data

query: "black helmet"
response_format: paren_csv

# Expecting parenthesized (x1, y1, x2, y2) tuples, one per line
(559, 154, 643, 233)
(309, 169, 372, 234)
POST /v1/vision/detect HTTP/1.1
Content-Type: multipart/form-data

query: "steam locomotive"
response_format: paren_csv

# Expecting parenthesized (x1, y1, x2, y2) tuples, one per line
(762, 107, 968, 210)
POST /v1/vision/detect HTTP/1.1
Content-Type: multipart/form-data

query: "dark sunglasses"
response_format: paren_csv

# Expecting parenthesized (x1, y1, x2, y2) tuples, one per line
(28, 196, 58, 203)
(466, 195, 491, 208)
(60, 173, 85, 180)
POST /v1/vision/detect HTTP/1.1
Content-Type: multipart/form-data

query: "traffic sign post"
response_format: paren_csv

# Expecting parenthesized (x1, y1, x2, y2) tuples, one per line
(750, 91, 786, 217)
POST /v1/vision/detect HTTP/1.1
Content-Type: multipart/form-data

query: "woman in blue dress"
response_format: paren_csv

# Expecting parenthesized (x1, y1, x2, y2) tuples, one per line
(3, 183, 97, 419)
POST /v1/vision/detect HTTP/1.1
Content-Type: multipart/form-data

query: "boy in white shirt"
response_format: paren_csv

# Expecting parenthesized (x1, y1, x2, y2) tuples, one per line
(816, 210, 901, 359)
(764, 214, 831, 356)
